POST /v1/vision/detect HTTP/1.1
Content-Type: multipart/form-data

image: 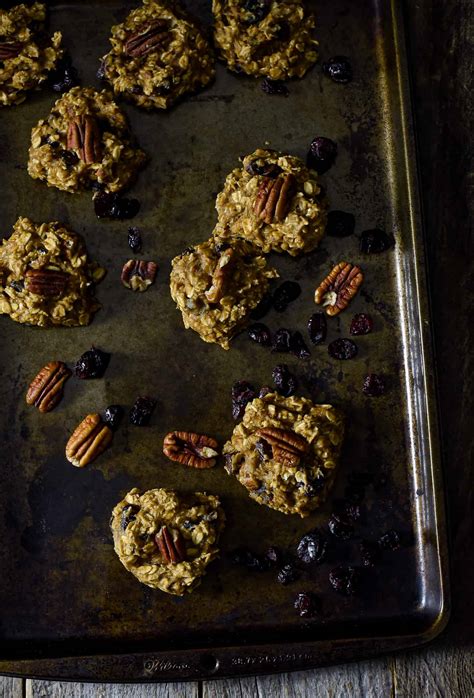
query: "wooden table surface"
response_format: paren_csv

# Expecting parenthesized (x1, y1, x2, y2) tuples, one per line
(1, 1, 473, 696)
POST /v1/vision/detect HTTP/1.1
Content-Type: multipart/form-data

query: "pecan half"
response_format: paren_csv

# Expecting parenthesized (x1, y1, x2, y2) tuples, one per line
(155, 525, 187, 564)
(256, 427, 309, 467)
(254, 173, 296, 224)
(26, 361, 71, 413)
(121, 260, 157, 292)
(124, 19, 170, 58)
(205, 248, 235, 304)
(0, 41, 23, 60)
(163, 431, 219, 468)
(65, 413, 113, 468)
(25, 269, 69, 297)
(314, 261, 364, 316)
(66, 115, 102, 164)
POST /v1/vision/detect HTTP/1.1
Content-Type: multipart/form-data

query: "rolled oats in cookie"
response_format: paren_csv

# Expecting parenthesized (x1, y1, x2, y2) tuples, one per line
(223, 392, 344, 517)
(170, 238, 278, 349)
(27, 86, 147, 193)
(212, 0, 318, 80)
(100, 0, 215, 110)
(0, 3, 63, 107)
(111, 487, 225, 595)
(0, 217, 105, 327)
(214, 148, 328, 256)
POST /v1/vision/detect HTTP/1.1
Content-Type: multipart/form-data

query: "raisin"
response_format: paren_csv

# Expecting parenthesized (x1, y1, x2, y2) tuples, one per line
(272, 364, 298, 397)
(305, 474, 326, 496)
(328, 514, 354, 540)
(231, 380, 256, 420)
(328, 338, 358, 360)
(94, 191, 140, 220)
(329, 565, 360, 595)
(350, 313, 373, 335)
(60, 149, 79, 168)
(128, 227, 142, 253)
(363, 373, 386, 396)
(250, 292, 273, 319)
(243, 0, 270, 24)
(378, 529, 401, 551)
(120, 504, 139, 531)
(231, 548, 269, 572)
(103, 404, 124, 430)
(248, 323, 272, 346)
(48, 53, 79, 92)
(289, 331, 311, 360)
(258, 385, 272, 398)
(261, 78, 289, 96)
(129, 396, 156, 426)
(322, 56, 353, 84)
(296, 530, 327, 564)
(307, 137, 337, 175)
(273, 281, 301, 312)
(308, 312, 327, 345)
(271, 328, 292, 353)
(265, 546, 282, 566)
(360, 540, 379, 568)
(277, 563, 300, 585)
(74, 347, 110, 379)
(10, 279, 24, 293)
(359, 229, 394, 253)
(294, 591, 319, 618)
(326, 210, 355, 238)
(246, 161, 282, 179)
(255, 438, 273, 460)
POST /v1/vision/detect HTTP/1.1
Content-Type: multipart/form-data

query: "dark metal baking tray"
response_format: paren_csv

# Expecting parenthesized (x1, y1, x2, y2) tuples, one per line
(0, 0, 449, 681)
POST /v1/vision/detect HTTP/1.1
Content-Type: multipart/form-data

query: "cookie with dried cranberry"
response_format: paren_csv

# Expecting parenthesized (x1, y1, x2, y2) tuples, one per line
(111, 487, 225, 596)
(214, 148, 328, 256)
(223, 392, 344, 517)
(212, 0, 318, 79)
(99, 0, 215, 110)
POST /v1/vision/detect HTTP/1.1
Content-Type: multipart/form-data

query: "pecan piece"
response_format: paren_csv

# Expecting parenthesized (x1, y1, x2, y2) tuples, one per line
(163, 431, 219, 468)
(121, 260, 157, 292)
(254, 173, 296, 224)
(124, 19, 170, 58)
(0, 41, 23, 60)
(26, 361, 71, 413)
(65, 413, 113, 468)
(205, 248, 235, 304)
(25, 269, 69, 297)
(66, 115, 102, 164)
(155, 525, 187, 564)
(314, 262, 363, 316)
(256, 427, 309, 467)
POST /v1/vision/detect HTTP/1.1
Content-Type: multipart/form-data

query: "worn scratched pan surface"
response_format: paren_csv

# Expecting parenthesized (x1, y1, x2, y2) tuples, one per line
(0, 0, 449, 682)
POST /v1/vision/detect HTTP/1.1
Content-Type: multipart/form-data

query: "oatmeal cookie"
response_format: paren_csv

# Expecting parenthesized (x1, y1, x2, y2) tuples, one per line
(0, 2, 63, 106)
(212, 0, 318, 79)
(28, 86, 147, 193)
(170, 238, 278, 349)
(111, 487, 225, 595)
(0, 217, 105, 327)
(223, 392, 344, 517)
(100, 0, 215, 110)
(214, 148, 328, 256)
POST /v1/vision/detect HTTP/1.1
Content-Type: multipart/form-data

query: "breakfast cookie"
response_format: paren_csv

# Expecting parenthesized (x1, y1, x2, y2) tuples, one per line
(0, 217, 105, 327)
(223, 392, 344, 517)
(28, 86, 147, 193)
(0, 2, 63, 106)
(111, 487, 225, 595)
(99, 0, 215, 110)
(214, 148, 328, 256)
(212, 0, 318, 79)
(170, 237, 278, 349)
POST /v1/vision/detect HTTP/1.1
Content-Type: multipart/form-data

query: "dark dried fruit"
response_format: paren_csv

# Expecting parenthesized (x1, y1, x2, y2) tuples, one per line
(360, 540, 379, 568)
(60, 149, 79, 168)
(322, 56, 353, 83)
(359, 228, 394, 254)
(231, 380, 256, 420)
(75, 347, 110, 379)
(103, 404, 124, 430)
(307, 137, 337, 175)
(129, 396, 156, 426)
(243, 0, 271, 24)
(350, 313, 373, 335)
(273, 280, 301, 312)
(289, 331, 311, 360)
(294, 591, 319, 618)
(378, 529, 401, 551)
(328, 514, 354, 540)
(265, 546, 281, 565)
(326, 210, 355, 238)
(296, 530, 327, 564)
(128, 227, 142, 253)
(329, 566, 360, 595)
(255, 438, 273, 460)
(10, 279, 24, 293)
(94, 191, 140, 220)
(246, 160, 282, 179)
(272, 364, 298, 397)
(307, 312, 327, 345)
(271, 328, 292, 353)
(363, 373, 386, 396)
(328, 338, 358, 360)
(258, 385, 272, 398)
(120, 504, 139, 531)
(261, 78, 289, 96)
(250, 292, 273, 319)
(334, 498, 361, 522)
(277, 563, 300, 585)
(231, 548, 269, 572)
(248, 323, 272, 346)
(48, 53, 79, 92)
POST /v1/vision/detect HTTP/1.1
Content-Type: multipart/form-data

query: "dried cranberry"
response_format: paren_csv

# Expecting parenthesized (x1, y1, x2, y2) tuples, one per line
(103, 404, 124, 430)
(326, 210, 355, 238)
(308, 312, 327, 345)
(294, 591, 319, 618)
(94, 191, 140, 220)
(128, 227, 142, 253)
(277, 563, 300, 585)
(250, 292, 273, 319)
(120, 504, 139, 531)
(258, 385, 272, 398)
(243, 0, 271, 24)
(350, 313, 373, 335)
(289, 331, 311, 360)
(328, 338, 358, 360)
(329, 565, 360, 595)
(48, 53, 79, 92)
(273, 281, 301, 312)
(246, 161, 282, 179)
(296, 530, 327, 564)
(359, 229, 394, 253)
(322, 56, 353, 83)
(232, 380, 256, 420)
(261, 78, 289, 96)
(272, 364, 298, 397)
(271, 328, 292, 353)
(363, 373, 386, 396)
(378, 529, 401, 551)
(328, 514, 354, 540)
(307, 137, 337, 175)
(248, 323, 272, 346)
(360, 540, 379, 568)
(129, 396, 156, 426)
(74, 347, 110, 379)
